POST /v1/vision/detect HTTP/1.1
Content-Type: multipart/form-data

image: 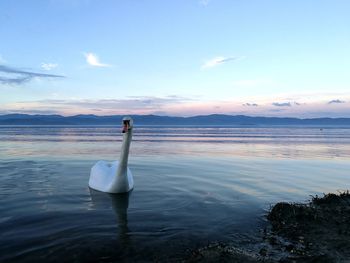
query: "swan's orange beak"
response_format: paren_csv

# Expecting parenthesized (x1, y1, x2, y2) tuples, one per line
(122, 122, 129, 133)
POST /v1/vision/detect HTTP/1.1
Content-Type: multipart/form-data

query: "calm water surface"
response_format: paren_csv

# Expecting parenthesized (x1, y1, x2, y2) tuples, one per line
(0, 125, 350, 262)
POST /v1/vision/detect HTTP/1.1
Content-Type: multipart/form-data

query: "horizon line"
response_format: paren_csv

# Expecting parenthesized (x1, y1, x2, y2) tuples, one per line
(1, 113, 350, 120)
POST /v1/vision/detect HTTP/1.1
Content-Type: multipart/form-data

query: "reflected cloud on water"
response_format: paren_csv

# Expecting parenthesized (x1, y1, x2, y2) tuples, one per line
(1, 126, 350, 160)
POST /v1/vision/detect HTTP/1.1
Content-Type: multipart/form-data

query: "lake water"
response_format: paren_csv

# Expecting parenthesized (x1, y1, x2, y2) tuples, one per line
(1, 125, 350, 262)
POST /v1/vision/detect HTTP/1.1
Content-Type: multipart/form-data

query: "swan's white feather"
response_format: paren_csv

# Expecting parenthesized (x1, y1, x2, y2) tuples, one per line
(89, 160, 133, 193)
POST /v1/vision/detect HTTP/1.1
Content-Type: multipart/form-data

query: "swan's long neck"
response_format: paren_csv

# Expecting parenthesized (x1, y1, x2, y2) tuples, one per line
(116, 129, 132, 177)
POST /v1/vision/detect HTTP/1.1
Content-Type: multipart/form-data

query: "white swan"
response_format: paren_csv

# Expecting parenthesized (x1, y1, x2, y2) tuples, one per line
(89, 116, 134, 193)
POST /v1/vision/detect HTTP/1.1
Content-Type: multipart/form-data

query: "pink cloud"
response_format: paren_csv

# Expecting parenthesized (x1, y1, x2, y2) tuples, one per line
(1, 94, 349, 118)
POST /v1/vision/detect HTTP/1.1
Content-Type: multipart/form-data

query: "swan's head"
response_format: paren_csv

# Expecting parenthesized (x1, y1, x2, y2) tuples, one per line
(122, 116, 133, 133)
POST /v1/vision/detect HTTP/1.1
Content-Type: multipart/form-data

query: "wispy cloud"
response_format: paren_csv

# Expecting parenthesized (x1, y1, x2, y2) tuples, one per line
(84, 52, 110, 67)
(243, 103, 258, 107)
(201, 56, 242, 69)
(0, 65, 65, 85)
(272, 102, 292, 107)
(328, 99, 346, 104)
(269, 108, 287, 112)
(41, 63, 58, 71)
(0, 109, 61, 115)
(0, 55, 6, 64)
(2, 92, 350, 118)
(2, 96, 191, 115)
(199, 0, 210, 6)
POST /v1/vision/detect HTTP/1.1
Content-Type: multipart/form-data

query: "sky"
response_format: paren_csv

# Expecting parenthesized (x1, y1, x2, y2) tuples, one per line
(0, 0, 349, 117)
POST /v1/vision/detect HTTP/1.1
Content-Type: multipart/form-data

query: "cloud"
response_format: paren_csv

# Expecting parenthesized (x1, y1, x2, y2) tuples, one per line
(272, 102, 292, 107)
(2, 96, 191, 115)
(41, 63, 58, 71)
(328, 99, 346, 104)
(2, 92, 350, 118)
(199, 0, 210, 6)
(201, 56, 242, 69)
(243, 103, 258, 107)
(84, 52, 110, 67)
(0, 55, 6, 64)
(0, 65, 65, 85)
(269, 108, 287, 112)
(0, 109, 61, 115)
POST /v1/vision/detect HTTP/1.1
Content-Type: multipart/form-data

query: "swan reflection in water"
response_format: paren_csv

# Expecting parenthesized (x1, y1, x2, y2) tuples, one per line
(89, 188, 132, 246)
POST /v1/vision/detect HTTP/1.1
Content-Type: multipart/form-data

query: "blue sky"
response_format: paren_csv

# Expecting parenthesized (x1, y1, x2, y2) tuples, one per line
(1, 0, 349, 117)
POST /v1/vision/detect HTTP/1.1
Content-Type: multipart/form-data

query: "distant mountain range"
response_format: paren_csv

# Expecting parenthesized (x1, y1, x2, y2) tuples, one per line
(0, 114, 349, 125)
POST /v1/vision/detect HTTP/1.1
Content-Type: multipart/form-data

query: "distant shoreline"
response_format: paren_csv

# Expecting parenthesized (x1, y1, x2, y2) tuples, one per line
(1, 113, 350, 126)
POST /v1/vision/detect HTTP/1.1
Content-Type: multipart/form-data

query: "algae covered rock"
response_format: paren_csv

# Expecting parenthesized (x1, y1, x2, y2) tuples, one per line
(266, 191, 350, 262)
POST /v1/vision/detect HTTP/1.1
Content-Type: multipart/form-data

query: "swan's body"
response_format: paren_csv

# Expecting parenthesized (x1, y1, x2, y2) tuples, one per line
(89, 117, 134, 193)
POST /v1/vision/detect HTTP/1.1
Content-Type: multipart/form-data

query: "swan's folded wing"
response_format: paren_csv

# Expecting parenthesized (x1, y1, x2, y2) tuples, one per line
(89, 161, 118, 192)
